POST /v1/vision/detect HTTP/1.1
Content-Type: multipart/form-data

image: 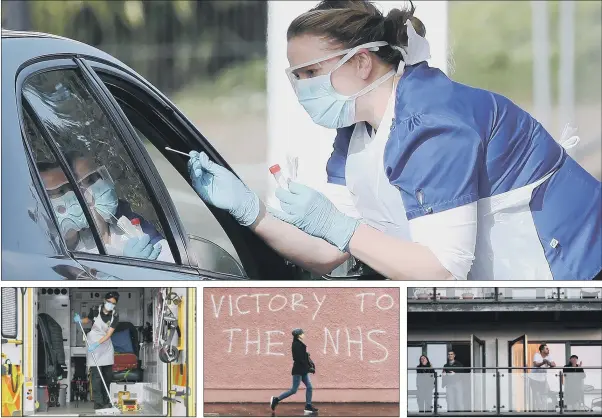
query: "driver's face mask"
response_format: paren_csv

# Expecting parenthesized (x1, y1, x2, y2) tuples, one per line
(47, 181, 89, 235)
(285, 20, 431, 130)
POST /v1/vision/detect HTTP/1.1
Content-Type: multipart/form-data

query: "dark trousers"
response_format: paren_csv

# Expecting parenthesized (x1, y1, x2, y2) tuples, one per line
(91, 365, 113, 408)
(278, 374, 313, 405)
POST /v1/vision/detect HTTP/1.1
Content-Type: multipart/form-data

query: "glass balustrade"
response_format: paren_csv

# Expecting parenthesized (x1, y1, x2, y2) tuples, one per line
(407, 367, 602, 416)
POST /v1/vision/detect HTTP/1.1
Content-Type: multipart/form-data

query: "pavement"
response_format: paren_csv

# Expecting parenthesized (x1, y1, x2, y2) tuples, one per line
(203, 403, 400, 417)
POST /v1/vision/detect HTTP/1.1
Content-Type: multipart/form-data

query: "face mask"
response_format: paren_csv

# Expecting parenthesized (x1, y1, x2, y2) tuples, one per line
(287, 41, 396, 129)
(104, 302, 115, 311)
(50, 191, 89, 235)
(87, 179, 118, 222)
(287, 21, 431, 129)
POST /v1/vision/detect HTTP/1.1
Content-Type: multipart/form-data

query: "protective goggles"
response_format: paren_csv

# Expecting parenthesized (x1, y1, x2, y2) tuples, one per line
(285, 41, 389, 92)
(76, 165, 114, 198)
(45, 178, 73, 200)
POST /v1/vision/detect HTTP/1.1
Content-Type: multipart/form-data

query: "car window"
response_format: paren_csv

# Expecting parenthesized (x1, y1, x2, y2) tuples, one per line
(22, 69, 176, 264)
(22, 108, 101, 254)
(136, 126, 242, 262)
(96, 77, 246, 275)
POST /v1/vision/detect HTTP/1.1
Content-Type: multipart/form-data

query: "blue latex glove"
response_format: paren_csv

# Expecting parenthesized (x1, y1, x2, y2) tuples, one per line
(270, 181, 360, 252)
(123, 234, 161, 260)
(73, 313, 81, 323)
(88, 342, 100, 352)
(188, 151, 259, 226)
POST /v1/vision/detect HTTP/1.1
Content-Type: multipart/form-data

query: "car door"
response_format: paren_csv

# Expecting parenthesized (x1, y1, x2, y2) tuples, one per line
(17, 57, 211, 280)
(83, 59, 389, 280)
(81, 58, 308, 280)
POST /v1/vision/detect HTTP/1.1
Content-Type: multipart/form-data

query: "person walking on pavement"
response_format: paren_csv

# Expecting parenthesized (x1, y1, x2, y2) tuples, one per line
(73, 291, 120, 410)
(270, 329, 318, 415)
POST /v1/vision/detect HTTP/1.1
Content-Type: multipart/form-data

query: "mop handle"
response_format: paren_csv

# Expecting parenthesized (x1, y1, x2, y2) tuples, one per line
(76, 319, 115, 408)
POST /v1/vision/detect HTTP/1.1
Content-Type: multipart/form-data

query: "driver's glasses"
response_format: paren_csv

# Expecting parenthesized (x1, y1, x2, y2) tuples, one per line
(78, 171, 102, 189)
(46, 182, 72, 200)
(75, 166, 113, 197)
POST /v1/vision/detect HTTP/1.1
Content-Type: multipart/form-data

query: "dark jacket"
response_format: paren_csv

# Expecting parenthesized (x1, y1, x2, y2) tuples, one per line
(563, 364, 585, 375)
(442, 360, 465, 388)
(291, 338, 310, 376)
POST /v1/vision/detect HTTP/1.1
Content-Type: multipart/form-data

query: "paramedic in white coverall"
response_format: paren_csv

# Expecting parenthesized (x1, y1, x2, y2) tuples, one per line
(74, 291, 120, 410)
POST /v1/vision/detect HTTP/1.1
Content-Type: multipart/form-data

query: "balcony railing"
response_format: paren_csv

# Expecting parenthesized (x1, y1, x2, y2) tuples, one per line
(408, 288, 602, 302)
(407, 366, 602, 416)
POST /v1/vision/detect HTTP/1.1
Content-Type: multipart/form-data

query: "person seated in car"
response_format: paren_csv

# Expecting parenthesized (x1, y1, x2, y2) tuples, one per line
(38, 156, 173, 263)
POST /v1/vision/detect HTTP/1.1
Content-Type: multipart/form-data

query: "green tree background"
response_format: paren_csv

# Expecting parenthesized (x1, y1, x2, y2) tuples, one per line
(3, 0, 600, 175)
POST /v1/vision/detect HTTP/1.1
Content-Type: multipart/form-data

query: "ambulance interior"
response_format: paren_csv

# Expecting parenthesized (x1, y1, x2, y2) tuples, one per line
(1, 287, 195, 417)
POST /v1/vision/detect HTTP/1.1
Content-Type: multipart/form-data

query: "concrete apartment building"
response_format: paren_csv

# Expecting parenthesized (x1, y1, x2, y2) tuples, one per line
(407, 287, 602, 416)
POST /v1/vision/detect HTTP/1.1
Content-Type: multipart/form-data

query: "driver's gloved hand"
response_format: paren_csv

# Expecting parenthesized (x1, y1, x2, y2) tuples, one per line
(124, 234, 161, 260)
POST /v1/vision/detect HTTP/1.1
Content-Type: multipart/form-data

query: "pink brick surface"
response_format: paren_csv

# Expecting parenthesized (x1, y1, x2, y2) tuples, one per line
(203, 288, 400, 402)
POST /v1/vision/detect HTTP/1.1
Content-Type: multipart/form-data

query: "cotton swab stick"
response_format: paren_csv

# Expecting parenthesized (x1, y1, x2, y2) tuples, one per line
(165, 147, 190, 157)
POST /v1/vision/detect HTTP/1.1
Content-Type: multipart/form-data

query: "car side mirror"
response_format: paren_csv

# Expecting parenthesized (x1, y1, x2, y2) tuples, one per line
(187, 234, 247, 278)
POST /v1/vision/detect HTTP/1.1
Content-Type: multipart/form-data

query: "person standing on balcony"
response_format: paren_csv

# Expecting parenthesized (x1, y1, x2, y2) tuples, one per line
(416, 355, 435, 413)
(562, 355, 586, 411)
(530, 344, 556, 412)
(442, 350, 466, 412)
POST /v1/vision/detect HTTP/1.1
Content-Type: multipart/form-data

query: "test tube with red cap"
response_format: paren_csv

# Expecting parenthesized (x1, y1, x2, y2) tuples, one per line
(269, 164, 290, 190)
(131, 218, 144, 237)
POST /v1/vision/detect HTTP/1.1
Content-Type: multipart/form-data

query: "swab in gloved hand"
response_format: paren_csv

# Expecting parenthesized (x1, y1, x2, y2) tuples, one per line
(165, 147, 190, 157)
(188, 150, 260, 226)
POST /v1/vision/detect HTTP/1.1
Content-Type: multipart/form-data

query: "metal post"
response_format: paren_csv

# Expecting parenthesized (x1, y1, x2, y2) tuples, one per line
(434, 372, 439, 416)
(531, 1, 552, 130)
(496, 369, 501, 415)
(558, 371, 564, 414)
(558, 0, 575, 135)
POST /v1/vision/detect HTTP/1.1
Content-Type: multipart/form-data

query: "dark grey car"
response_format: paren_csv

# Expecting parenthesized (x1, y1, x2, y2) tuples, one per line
(1, 30, 384, 281)
(1, 30, 290, 280)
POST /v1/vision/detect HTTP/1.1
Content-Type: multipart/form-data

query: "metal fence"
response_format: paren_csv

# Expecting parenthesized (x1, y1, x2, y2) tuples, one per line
(407, 366, 602, 416)
(408, 287, 602, 302)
